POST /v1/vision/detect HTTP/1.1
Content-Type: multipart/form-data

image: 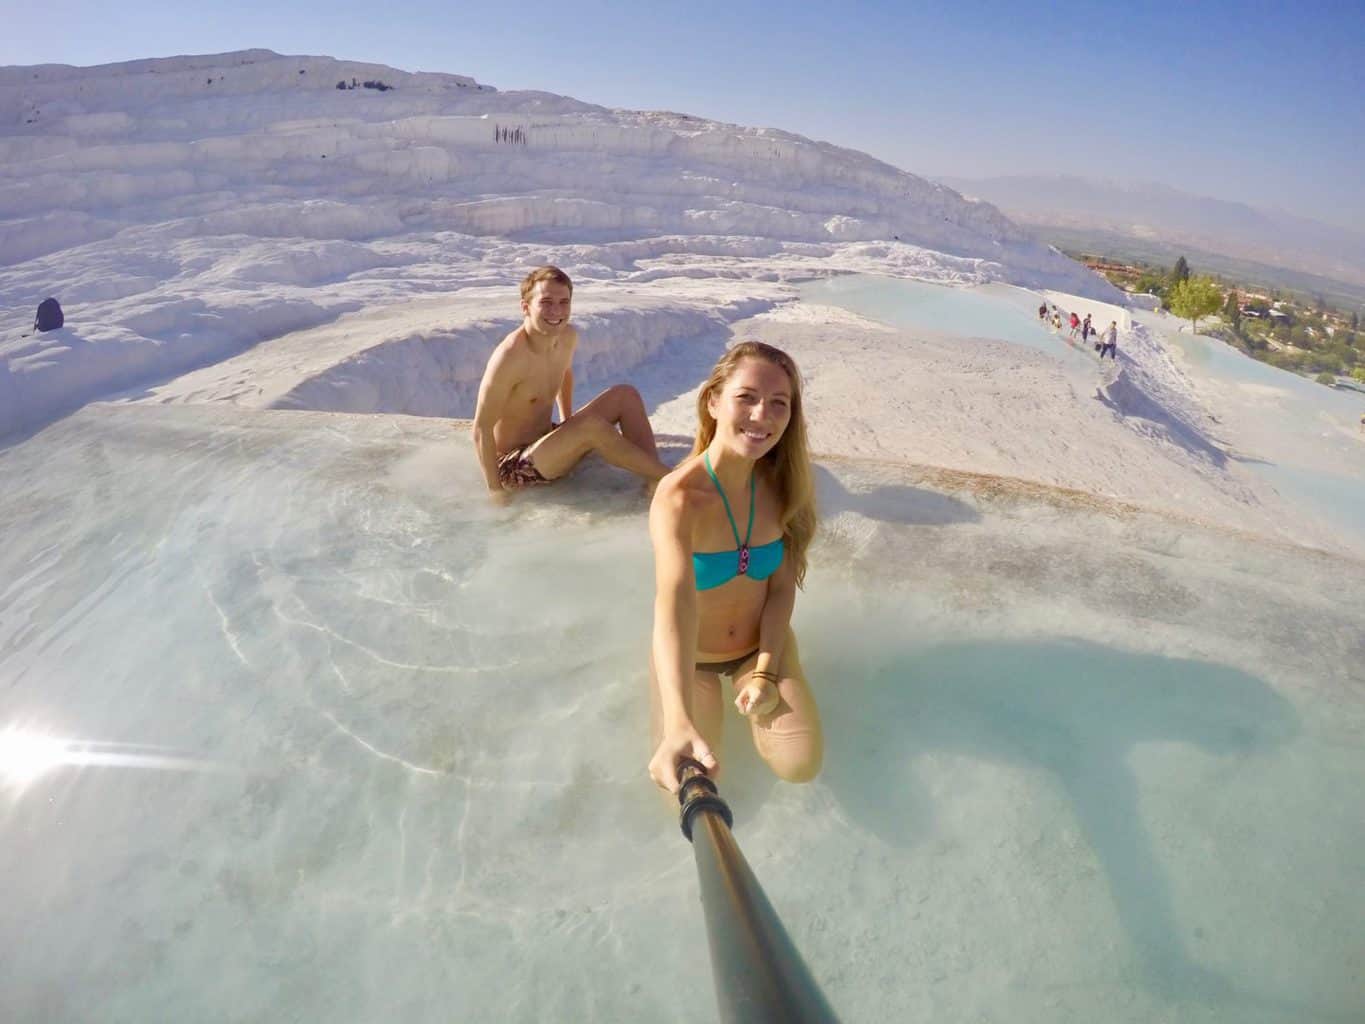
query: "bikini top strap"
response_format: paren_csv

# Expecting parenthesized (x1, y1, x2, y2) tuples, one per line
(743, 466, 755, 547)
(703, 451, 754, 548)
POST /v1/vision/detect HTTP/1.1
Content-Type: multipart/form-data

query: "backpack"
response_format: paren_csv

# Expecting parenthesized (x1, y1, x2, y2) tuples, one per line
(34, 297, 64, 332)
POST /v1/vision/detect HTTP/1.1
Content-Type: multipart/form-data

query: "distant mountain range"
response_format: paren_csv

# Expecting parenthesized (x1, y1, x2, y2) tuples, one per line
(939, 175, 1365, 300)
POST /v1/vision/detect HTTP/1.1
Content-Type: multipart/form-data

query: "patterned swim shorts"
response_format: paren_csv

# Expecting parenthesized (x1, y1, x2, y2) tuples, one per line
(496, 424, 557, 490)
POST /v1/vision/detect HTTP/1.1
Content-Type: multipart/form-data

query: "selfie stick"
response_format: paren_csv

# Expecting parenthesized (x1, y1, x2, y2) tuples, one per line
(676, 757, 840, 1024)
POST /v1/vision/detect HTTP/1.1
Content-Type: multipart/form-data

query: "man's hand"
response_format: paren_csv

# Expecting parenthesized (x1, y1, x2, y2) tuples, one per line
(649, 723, 717, 794)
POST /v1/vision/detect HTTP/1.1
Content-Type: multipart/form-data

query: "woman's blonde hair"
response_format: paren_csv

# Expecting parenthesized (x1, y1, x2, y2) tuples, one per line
(691, 341, 817, 587)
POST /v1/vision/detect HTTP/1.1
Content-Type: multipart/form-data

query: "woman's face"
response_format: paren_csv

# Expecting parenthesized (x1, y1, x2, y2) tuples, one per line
(708, 357, 793, 460)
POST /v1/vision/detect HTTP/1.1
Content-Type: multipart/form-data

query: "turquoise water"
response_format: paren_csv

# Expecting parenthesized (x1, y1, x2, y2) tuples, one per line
(1148, 318, 1365, 546)
(2, 404, 1363, 1021)
(1255, 460, 1365, 541)
(1163, 325, 1365, 411)
(807, 274, 1365, 552)
(800, 275, 1093, 362)
(804, 628, 1364, 1017)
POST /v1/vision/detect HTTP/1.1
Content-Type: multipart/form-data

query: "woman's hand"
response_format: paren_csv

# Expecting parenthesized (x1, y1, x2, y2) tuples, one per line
(734, 674, 780, 719)
(649, 723, 717, 794)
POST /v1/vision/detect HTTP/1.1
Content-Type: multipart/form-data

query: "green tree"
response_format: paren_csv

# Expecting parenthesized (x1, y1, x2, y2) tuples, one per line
(1223, 289, 1241, 331)
(1170, 256, 1190, 286)
(1315, 372, 1336, 385)
(1353, 367, 1365, 384)
(1168, 276, 1223, 333)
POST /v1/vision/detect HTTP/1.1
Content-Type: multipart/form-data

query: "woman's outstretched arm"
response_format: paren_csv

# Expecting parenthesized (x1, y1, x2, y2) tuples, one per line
(648, 477, 715, 792)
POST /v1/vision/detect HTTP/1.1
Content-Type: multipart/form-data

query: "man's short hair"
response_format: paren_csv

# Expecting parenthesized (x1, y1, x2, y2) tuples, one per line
(520, 265, 573, 303)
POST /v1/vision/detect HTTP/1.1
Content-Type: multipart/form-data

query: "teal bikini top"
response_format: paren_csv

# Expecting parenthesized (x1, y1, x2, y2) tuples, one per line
(693, 452, 785, 591)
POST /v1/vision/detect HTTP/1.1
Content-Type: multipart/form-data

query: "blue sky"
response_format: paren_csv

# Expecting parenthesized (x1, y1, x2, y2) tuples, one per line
(5, 0, 1363, 230)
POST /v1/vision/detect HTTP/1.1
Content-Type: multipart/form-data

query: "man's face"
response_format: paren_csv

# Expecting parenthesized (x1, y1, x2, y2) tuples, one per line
(522, 281, 572, 336)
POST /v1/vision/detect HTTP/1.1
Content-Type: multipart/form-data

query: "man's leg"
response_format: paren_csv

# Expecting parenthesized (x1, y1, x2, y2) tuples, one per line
(524, 385, 668, 482)
(578, 384, 661, 460)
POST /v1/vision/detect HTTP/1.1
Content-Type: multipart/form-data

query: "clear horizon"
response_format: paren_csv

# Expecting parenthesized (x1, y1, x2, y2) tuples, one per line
(3, 1, 1362, 231)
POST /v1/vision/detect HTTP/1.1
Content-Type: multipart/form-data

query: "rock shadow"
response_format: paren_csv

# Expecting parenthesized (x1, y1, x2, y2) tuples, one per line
(814, 463, 979, 527)
(1096, 365, 1229, 468)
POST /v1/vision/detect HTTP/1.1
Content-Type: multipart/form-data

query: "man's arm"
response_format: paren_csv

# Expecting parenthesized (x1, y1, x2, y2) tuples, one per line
(471, 343, 519, 496)
(555, 331, 577, 422)
(556, 364, 574, 423)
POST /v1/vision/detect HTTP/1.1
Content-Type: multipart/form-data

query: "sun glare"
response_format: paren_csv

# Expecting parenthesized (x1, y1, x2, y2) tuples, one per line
(0, 724, 218, 795)
(0, 726, 70, 790)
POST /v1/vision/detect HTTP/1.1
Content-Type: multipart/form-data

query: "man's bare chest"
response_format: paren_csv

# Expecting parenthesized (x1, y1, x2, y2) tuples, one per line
(509, 351, 571, 406)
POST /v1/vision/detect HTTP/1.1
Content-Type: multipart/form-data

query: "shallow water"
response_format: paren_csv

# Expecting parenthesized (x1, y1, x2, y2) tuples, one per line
(1253, 460, 1365, 542)
(800, 275, 1091, 362)
(1136, 312, 1365, 546)
(2, 405, 1363, 1022)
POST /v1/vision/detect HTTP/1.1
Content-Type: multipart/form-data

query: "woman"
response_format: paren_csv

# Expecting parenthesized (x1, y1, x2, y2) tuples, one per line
(648, 342, 823, 794)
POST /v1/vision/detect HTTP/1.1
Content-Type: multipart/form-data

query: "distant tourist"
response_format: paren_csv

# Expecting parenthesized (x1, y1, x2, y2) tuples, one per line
(1082, 313, 1093, 342)
(1038, 301, 1048, 321)
(471, 266, 669, 502)
(1068, 312, 1081, 340)
(1052, 312, 1062, 330)
(1099, 321, 1118, 360)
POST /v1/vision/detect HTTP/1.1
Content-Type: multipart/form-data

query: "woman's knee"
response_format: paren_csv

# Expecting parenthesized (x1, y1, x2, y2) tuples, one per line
(760, 742, 821, 784)
(773, 749, 822, 784)
(755, 718, 823, 783)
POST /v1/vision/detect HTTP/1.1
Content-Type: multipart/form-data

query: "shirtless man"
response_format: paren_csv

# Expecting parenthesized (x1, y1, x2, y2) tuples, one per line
(472, 266, 670, 501)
